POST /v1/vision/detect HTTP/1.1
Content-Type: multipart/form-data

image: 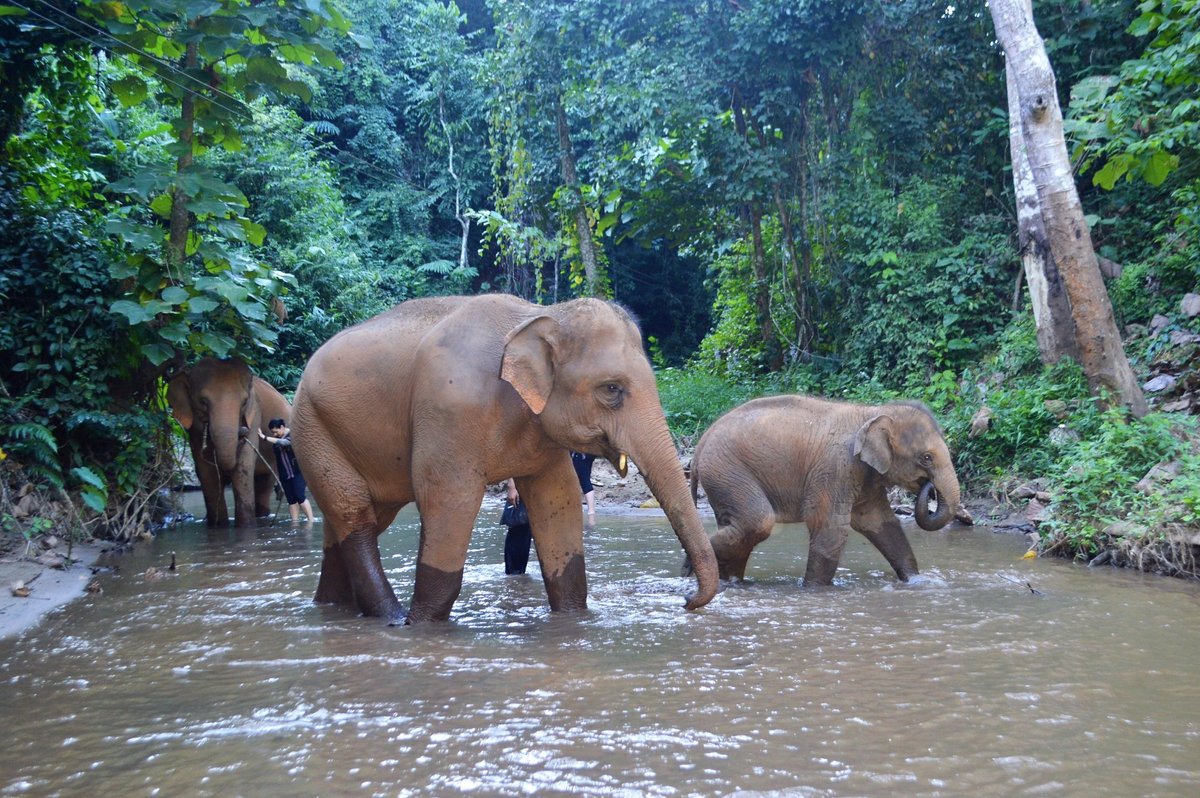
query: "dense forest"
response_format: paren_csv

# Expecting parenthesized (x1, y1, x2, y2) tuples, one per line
(1, 0, 1198, 573)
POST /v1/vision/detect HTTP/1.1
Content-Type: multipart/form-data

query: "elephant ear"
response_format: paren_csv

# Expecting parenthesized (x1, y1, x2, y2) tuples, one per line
(166, 374, 194, 430)
(244, 378, 265, 432)
(853, 414, 894, 475)
(501, 315, 559, 415)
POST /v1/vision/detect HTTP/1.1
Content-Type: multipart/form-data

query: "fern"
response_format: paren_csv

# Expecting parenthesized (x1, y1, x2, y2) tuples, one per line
(1, 422, 64, 489)
(308, 119, 341, 136)
(418, 259, 458, 275)
(5, 422, 58, 450)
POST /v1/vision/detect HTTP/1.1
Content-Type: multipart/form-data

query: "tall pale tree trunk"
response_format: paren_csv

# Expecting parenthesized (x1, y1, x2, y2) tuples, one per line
(1003, 12, 1079, 365)
(555, 95, 603, 296)
(438, 92, 470, 272)
(989, 0, 1148, 417)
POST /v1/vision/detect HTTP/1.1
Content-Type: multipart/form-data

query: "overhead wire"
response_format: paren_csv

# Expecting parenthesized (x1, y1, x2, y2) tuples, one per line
(10, 0, 412, 190)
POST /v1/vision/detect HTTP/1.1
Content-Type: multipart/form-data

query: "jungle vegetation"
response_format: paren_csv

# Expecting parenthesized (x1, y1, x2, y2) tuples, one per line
(1, 0, 1198, 573)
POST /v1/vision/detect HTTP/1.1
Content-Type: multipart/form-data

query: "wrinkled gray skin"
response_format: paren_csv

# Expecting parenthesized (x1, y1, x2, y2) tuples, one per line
(291, 295, 719, 624)
(167, 358, 291, 527)
(686, 396, 962, 585)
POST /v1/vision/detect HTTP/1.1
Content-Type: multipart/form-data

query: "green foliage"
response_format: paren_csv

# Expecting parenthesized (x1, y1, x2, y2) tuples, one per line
(1109, 245, 1200, 327)
(79, 0, 352, 365)
(71, 466, 108, 513)
(1041, 409, 1199, 557)
(1071, 0, 1199, 191)
(0, 422, 62, 489)
(656, 367, 755, 444)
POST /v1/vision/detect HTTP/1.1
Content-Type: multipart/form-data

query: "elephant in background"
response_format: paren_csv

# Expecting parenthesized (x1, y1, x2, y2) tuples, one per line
(167, 357, 291, 527)
(291, 294, 719, 624)
(687, 396, 962, 585)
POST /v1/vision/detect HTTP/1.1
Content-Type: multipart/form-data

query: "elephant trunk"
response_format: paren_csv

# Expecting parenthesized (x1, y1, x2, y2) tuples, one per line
(625, 422, 719, 610)
(914, 471, 961, 531)
(213, 422, 243, 475)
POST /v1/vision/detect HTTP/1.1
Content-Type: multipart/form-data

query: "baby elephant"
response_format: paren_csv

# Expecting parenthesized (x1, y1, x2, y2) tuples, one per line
(688, 395, 961, 585)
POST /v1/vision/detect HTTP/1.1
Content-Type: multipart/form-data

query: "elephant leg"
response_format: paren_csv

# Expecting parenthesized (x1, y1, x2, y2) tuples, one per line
(408, 478, 486, 624)
(518, 467, 587, 612)
(311, 450, 404, 619)
(803, 496, 853, 586)
(315, 541, 354, 605)
(706, 480, 775, 581)
(231, 441, 258, 527)
(852, 494, 919, 582)
(253, 468, 275, 519)
(192, 440, 228, 527)
(341, 526, 403, 619)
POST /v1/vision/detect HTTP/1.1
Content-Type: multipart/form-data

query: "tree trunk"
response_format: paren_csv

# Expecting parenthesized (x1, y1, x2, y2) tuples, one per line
(733, 100, 781, 370)
(167, 38, 198, 272)
(555, 95, 602, 296)
(438, 92, 471, 272)
(746, 202, 781, 370)
(989, 0, 1147, 417)
(1003, 20, 1079, 365)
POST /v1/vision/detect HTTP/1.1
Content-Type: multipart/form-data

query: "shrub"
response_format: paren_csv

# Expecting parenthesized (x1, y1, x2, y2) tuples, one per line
(1040, 409, 1199, 561)
(656, 368, 754, 446)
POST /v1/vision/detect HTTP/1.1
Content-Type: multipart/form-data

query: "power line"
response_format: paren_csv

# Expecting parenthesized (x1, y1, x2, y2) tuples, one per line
(9, 0, 413, 190)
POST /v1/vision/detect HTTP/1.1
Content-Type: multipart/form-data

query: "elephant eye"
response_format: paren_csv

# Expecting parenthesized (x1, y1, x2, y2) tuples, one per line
(921, 452, 934, 466)
(599, 382, 625, 409)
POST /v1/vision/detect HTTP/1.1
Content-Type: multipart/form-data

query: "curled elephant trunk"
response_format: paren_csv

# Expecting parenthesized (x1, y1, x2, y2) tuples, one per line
(915, 479, 955, 530)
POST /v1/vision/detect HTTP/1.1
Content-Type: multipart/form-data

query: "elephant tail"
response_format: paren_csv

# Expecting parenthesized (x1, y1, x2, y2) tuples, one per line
(689, 456, 700, 508)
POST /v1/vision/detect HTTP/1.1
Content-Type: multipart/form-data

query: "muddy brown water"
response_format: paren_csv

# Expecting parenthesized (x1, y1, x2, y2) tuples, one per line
(1, 495, 1198, 797)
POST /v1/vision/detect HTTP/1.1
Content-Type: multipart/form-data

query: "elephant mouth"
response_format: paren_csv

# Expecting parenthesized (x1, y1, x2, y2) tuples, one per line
(599, 451, 629, 478)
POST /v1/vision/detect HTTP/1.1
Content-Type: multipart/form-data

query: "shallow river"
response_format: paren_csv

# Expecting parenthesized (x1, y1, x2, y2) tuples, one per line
(2, 495, 1199, 797)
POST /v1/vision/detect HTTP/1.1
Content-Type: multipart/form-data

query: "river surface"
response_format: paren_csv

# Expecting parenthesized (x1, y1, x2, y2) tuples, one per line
(2, 494, 1199, 797)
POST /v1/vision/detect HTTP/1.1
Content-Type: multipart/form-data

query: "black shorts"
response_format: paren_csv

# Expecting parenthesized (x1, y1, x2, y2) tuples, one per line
(572, 453, 596, 494)
(282, 474, 307, 505)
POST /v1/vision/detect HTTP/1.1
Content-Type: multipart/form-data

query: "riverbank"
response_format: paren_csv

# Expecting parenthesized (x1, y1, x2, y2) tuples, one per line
(0, 537, 105, 640)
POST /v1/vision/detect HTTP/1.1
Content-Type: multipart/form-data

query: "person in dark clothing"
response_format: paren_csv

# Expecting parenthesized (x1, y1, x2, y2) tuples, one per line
(571, 451, 597, 524)
(502, 479, 533, 574)
(259, 418, 315, 523)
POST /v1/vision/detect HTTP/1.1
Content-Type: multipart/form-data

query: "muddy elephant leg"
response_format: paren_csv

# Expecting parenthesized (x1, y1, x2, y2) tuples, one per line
(518, 467, 587, 612)
(311, 451, 404, 619)
(340, 526, 404, 619)
(408, 480, 485, 624)
(705, 481, 775, 581)
(852, 494, 919, 582)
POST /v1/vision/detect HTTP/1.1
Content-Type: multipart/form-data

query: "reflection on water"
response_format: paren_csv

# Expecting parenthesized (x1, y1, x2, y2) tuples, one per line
(2, 495, 1199, 796)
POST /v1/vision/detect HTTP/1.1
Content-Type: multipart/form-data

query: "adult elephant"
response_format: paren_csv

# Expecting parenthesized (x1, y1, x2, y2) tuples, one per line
(687, 396, 962, 585)
(291, 295, 719, 624)
(167, 357, 291, 527)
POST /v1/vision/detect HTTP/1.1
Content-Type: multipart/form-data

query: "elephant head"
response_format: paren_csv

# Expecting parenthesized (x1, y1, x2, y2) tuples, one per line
(167, 357, 288, 526)
(168, 358, 257, 474)
(853, 401, 961, 531)
(501, 299, 719, 609)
